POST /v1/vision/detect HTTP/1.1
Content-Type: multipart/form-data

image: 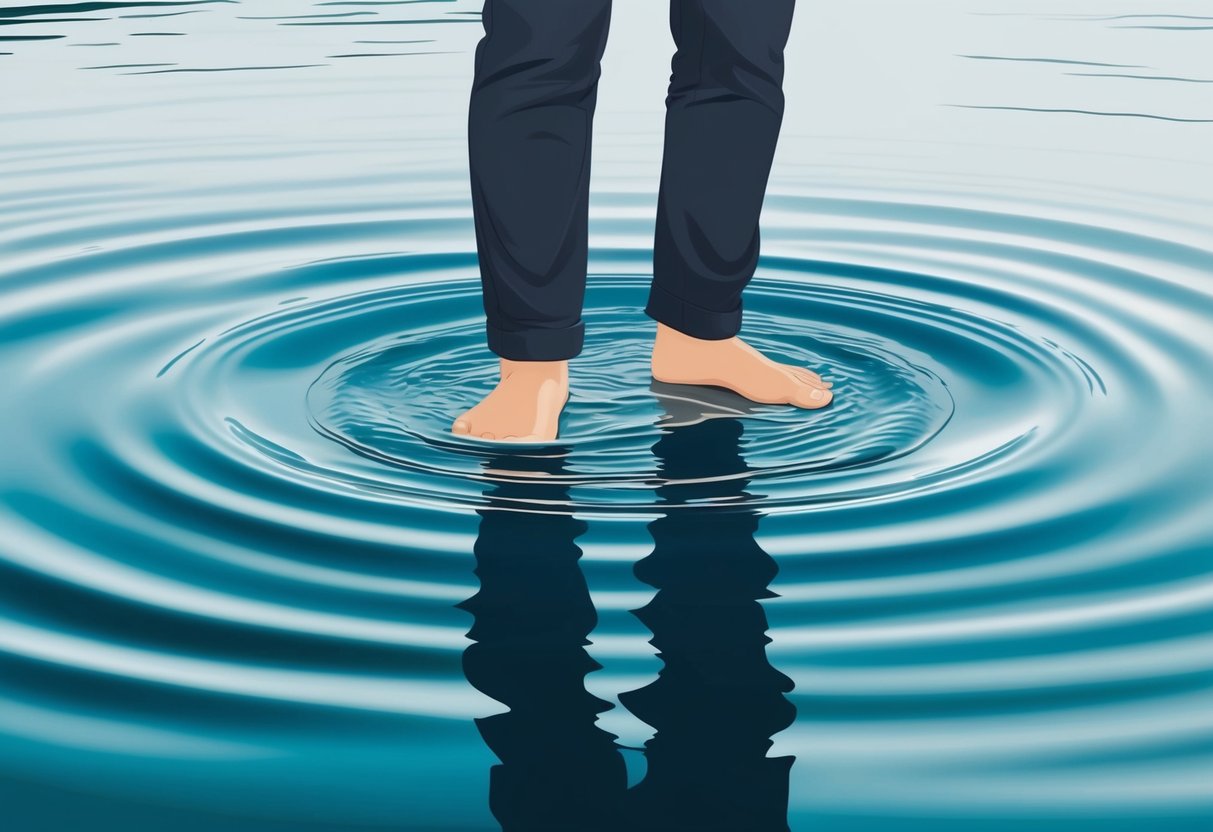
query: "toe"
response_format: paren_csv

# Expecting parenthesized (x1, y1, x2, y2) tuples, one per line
(790, 367, 831, 388)
(452, 419, 470, 435)
(479, 431, 496, 440)
(792, 382, 833, 409)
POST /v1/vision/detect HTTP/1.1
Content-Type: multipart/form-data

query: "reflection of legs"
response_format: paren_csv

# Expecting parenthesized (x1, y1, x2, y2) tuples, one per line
(460, 450, 626, 831)
(644, 0, 834, 411)
(620, 418, 797, 831)
(469, 0, 613, 361)
(646, 0, 796, 340)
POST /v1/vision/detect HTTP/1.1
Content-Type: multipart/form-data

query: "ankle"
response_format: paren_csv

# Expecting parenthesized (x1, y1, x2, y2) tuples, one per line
(499, 357, 569, 382)
(653, 322, 732, 352)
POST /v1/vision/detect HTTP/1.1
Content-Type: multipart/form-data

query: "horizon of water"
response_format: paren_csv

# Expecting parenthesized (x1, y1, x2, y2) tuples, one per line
(2, 1, 1212, 830)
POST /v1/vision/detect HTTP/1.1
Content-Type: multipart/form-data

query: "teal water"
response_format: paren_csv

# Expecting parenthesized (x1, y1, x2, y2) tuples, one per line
(2, 1, 1213, 830)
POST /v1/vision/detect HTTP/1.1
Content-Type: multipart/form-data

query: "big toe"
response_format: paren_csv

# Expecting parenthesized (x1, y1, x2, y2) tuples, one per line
(451, 417, 471, 435)
(791, 378, 833, 409)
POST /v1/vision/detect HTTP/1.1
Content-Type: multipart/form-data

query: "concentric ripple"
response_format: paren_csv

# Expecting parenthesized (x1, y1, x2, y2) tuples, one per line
(2, 2, 1213, 829)
(3, 178, 1211, 824)
(302, 273, 956, 501)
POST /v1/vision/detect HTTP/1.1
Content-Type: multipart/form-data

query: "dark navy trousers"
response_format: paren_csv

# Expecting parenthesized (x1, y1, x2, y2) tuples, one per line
(469, 0, 797, 361)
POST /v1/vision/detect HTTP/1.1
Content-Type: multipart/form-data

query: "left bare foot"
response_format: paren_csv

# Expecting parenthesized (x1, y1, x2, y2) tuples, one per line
(650, 323, 834, 409)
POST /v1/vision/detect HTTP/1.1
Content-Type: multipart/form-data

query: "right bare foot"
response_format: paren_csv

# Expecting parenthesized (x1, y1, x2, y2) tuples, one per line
(451, 358, 569, 442)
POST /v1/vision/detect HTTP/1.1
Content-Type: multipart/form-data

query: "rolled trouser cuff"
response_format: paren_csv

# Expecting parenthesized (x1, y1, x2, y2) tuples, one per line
(486, 318, 585, 361)
(644, 281, 742, 340)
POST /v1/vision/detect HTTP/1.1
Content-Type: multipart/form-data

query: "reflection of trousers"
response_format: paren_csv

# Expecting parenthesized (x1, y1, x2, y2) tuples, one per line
(468, 0, 797, 361)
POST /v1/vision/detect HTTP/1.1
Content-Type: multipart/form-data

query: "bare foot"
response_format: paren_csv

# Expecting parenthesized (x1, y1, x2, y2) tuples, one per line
(650, 323, 834, 409)
(451, 358, 569, 442)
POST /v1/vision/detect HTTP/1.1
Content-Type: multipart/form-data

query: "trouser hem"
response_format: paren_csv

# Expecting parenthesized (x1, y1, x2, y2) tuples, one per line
(486, 319, 585, 361)
(644, 282, 742, 340)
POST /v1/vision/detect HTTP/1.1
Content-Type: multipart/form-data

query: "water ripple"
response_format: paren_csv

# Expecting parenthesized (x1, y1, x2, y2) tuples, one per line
(2, 2, 1212, 828)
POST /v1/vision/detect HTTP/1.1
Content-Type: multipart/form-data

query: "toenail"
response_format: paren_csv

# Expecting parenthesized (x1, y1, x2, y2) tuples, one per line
(811, 388, 825, 400)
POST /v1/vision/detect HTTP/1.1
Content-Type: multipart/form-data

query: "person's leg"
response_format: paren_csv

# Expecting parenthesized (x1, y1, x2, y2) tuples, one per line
(455, 0, 613, 441)
(646, 0, 834, 410)
(469, 0, 613, 361)
(646, 0, 794, 339)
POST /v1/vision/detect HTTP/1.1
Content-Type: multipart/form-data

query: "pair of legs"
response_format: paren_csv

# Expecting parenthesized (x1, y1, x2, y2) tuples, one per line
(455, 0, 832, 441)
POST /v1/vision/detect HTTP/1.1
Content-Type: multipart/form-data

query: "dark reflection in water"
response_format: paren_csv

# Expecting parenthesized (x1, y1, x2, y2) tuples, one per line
(461, 388, 796, 831)
(621, 404, 797, 832)
(459, 445, 627, 831)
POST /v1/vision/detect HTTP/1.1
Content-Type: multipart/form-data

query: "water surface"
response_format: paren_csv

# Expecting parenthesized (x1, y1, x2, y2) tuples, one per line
(2, 1, 1212, 830)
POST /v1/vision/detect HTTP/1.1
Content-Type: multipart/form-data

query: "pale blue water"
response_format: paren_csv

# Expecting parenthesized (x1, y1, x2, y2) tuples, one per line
(2, 1, 1212, 830)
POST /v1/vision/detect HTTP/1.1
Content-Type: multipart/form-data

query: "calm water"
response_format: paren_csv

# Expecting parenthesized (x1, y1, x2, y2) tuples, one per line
(2, 1, 1212, 830)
